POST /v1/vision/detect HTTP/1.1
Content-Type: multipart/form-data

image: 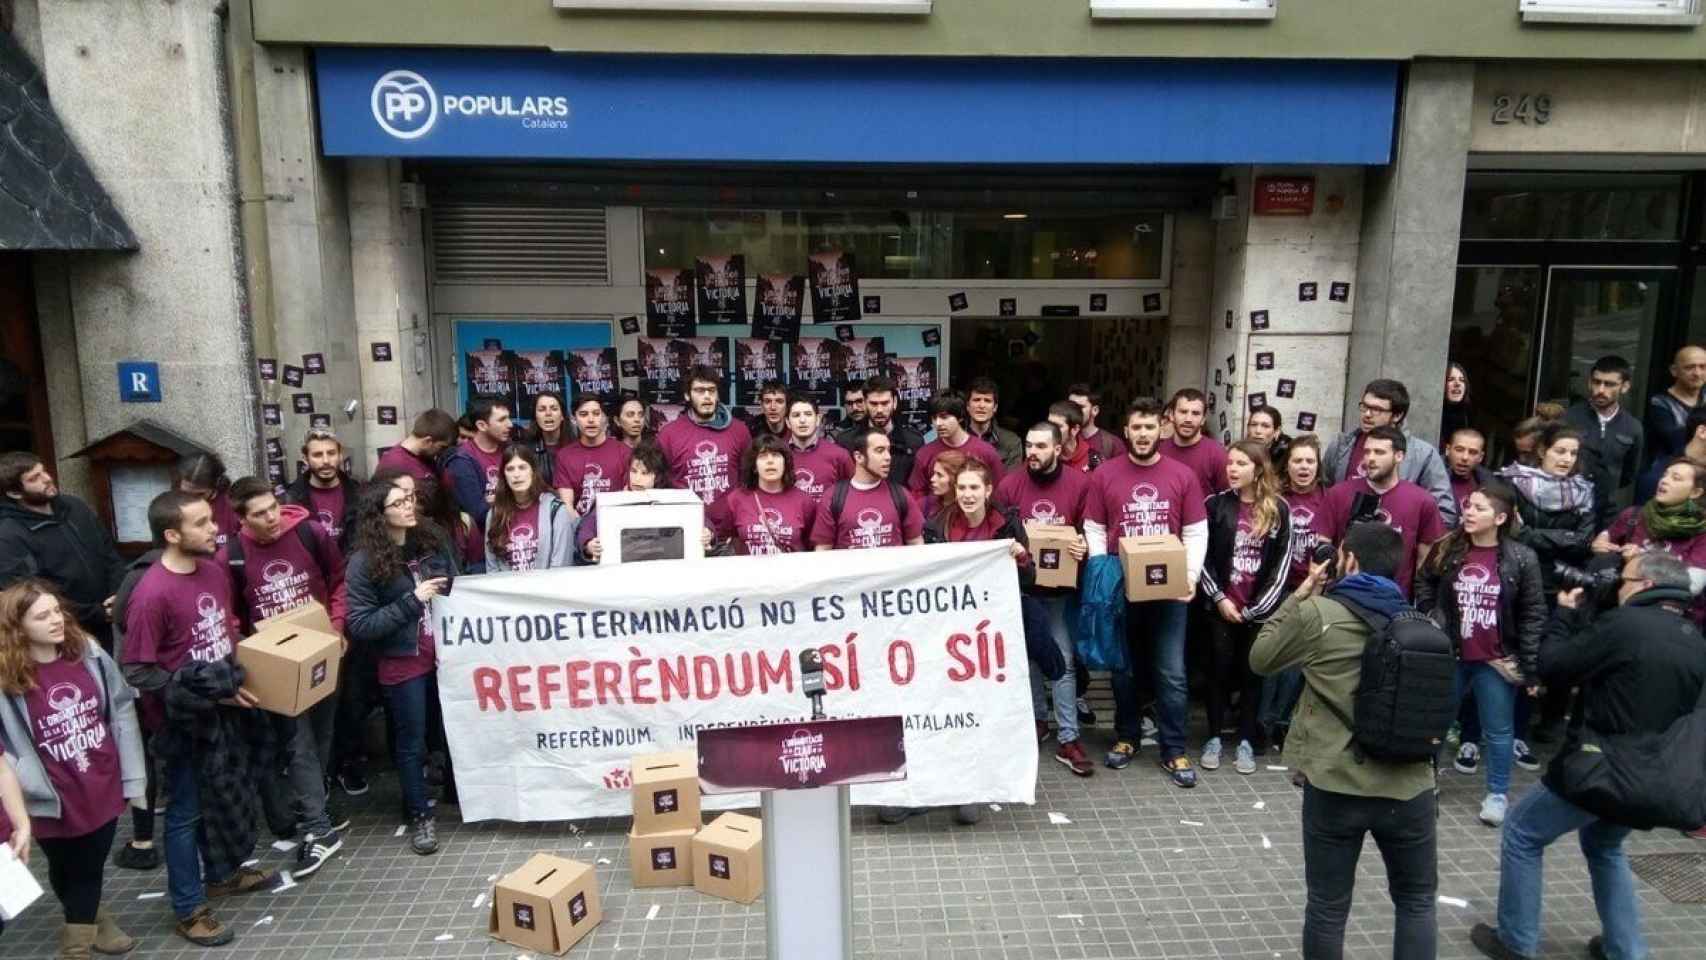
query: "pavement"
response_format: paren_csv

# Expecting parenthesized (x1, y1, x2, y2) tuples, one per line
(4, 723, 1704, 959)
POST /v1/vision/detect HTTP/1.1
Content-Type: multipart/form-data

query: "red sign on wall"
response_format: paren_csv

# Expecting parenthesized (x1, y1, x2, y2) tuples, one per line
(1253, 176, 1316, 216)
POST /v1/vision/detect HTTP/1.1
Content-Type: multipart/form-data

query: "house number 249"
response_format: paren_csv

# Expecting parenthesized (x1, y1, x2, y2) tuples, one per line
(1491, 94, 1552, 126)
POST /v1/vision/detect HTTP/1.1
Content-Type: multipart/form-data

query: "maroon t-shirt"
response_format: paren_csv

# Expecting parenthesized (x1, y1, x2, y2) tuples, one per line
(554, 438, 633, 515)
(1083, 428, 1125, 465)
(906, 435, 1005, 498)
(1285, 487, 1330, 588)
(209, 491, 241, 552)
(996, 466, 1091, 528)
(1346, 432, 1371, 481)
(1604, 507, 1706, 569)
(378, 559, 438, 687)
(1223, 502, 1265, 610)
(233, 516, 338, 624)
(1453, 544, 1504, 662)
(448, 440, 504, 504)
(22, 658, 124, 839)
(1158, 436, 1230, 495)
(305, 484, 348, 543)
(376, 445, 441, 499)
(1322, 477, 1446, 596)
(790, 438, 855, 503)
(709, 487, 817, 554)
(501, 500, 543, 569)
(1449, 473, 1476, 524)
(1084, 456, 1207, 553)
(657, 416, 753, 505)
(810, 482, 924, 550)
(122, 559, 240, 674)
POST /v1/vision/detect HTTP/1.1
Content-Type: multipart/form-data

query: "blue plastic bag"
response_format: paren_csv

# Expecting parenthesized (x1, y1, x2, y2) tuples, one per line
(1068, 555, 1128, 672)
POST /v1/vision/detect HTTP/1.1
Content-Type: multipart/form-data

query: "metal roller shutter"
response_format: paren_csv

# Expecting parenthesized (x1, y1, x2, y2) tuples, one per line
(428, 203, 608, 285)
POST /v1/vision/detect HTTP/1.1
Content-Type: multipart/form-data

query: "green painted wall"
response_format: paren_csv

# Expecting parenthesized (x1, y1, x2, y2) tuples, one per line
(253, 0, 1706, 60)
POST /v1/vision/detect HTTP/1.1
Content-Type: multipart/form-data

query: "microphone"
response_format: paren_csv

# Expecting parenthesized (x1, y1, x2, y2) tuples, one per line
(799, 648, 826, 720)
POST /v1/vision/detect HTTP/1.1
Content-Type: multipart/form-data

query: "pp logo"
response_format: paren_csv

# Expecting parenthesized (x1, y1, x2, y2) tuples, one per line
(371, 70, 437, 140)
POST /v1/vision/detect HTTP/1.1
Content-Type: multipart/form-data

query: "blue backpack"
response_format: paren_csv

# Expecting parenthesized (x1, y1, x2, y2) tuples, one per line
(1068, 555, 1128, 672)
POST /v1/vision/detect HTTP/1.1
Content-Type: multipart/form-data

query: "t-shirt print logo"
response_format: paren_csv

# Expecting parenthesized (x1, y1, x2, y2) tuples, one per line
(262, 559, 294, 584)
(196, 592, 221, 625)
(651, 847, 676, 870)
(709, 853, 731, 879)
(1145, 564, 1169, 586)
(39, 680, 103, 773)
(850, 506, 894, 548)
(513, 904, 535, 931)
(578, 462, 609, 512)
(653, 788, 678, 814)
(569, 892, 587, 924)
(1029, 498, 1064, 525)
(794, 467, 818, 496)
(1130, 483, 1159, 506)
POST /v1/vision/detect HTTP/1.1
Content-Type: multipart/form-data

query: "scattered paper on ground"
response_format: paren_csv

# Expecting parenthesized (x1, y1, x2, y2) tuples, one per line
(253, 916, 273, 927)
(645, 904, 661, 921)
(1267, 765, 1289, 771)
(271, 840, 297, 852)
(1056, 913, 1084, 919)
(434, 933, 454, 942)
(989, 804, 1002, 812)
(1047, 812, 1072, 825)
(1438, 896, 1470, 908)
(582, 840, 594, 848)
(137, 892, 164, 900)
(394, 825, 407, 838)
(487, 874, 498, 882)
(242, 858, 259, 867)
(596, 858, 611, 865)
(1179, 819, 1205, 827)
(472, 893, 486, 909)
(1261, 835, 1273, 850)
(1252, 801, 1266, 810)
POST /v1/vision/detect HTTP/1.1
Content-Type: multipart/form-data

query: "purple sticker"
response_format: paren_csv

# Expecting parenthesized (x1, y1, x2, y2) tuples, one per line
(1089, 293, 1108, 313)
(1299, 282, 1318, 302)
(265, 461, 284, 484)
(1277, 378, 1297, 398)
(619, 315, 641, 335)
(258, 358, 277, 381)
(370, 341, 393, 362)
(309, 414, 331, 429)
(999, 298, 1017, 317)
(948, 291, 969, 312)
(1248, 392, 1268, 409)
(1256, 352, 1275, 371)
(265, 438, 285, 461)
(377, 405, 398, 425)
(863, 295, 881, 315)
(922, 329, 941, 347)
(1143, 292, 1162, 313)
(1298, 411, 1318, 431)
(261, 404, 281, 426)
(291, 393, 314, 414)
(303, 353, 326, 375)
(1329, 281, 1350, 303)
(282, 365, 304, 388)
(620, 359, 640, 378)
(1250, 310, 1270, 331)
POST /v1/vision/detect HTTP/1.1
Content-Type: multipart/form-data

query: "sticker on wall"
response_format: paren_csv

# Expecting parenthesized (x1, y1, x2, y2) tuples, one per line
(258, 358, 277, 381)
(620, 359, 641, 378)
(1248, 392, 1268, 409)
(807, 249, 861, 324)
(999, 298, 1017, 317)
(1222, 431, 1232, 445)
(948, 291, 969, 312)
(377, 405, 398, 425)
(1226, 354, 1236, 374)
(262, 404, 281, 426)
(751, 275, 805, 343)
(1214, 369, 1222, 387)
(645, 267, 698, 337)
(291, 393, 315, 414)
(1299, 282, 1318, 303)
(1224, 383, 1234, 403)
(1089, 294, 1108, 313)
(1143, 292, 1162, 314)
(265, 461, 284, 484)
(1219, 411, 1227, 430)
(862, 295, 881, 315)
(619, 315, 641, 336)
(294, 460, 307, 479)
(303, 353, 326, 375)
(1329, 281, 1351, 303)
(834, 324, 856, 343)
(695, 254, 747, 325)
(1250, 310, 1270, 331)
(1206, 392, 1217, 413)
(1297, 411, 1318, 432)
(370, 342, 393, 362)
(922, 328, 942, 347)
(282, 365, 304, 388)
(1277, 378, 1297, 399)
(1256, 352, 1275, 371)
(265, 438, 285, 461)
(309, 414, 331, 429)
(1224, 309, 1234, 330)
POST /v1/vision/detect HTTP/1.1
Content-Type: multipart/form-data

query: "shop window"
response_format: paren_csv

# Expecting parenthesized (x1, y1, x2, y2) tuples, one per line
(552, 0, 932, 12)
(1448, 266, 1541, 465)
(1091, 0, 1275, 19)
(1519, 0, 1702, 26)
(643, 208, 1166, 281)
(1461, 172, 1683, 242)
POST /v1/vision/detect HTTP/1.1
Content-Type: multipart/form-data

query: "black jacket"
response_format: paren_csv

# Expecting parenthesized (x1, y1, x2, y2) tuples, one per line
(283, 471, 361, 551)
(0, 494, 128, 632)
(1508, 490, 1596, 594)
(1414, 538, 1548, 681)
(346, 540, 460, 659)
(1198, 491, 1293, 623)
(836, 422, 926, 490)
(1539, 587, 1706, 796)
(923, 505, 1035, 592)
(1564, 402, 1643, 528)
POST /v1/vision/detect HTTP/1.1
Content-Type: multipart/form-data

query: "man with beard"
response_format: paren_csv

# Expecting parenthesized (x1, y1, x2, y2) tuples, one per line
(839, 375, 925, 485)
(996, 422, 1093, 776)
(0, 453, 127, 646)
(1323, 378, 1457, 525)
(838, 384, 868, 435)
(657, 366, 753, 506)
(1084, 398, 1208, 788)
(1048, 401, 1103, 475)
(554, 395, 633, 516)
(967, 376, 1022, 470)
(1446, 428, 1491, 522)
(123, 491, 282, 947)
(811, 427, 924, 551)
(284, 429, 359, 551)
(785, 394, 853, 503)
(1067, 383, 1125, 466)
(907, 391, 1005, 498)
(1158, 388, 1229, 496)
(756, 380, 790, 438)
(440, 398, 513, 528)
(1565, 355, 1645, 528)
(1322, 426, 1447, 598)
(1643, 345, 1705, 484)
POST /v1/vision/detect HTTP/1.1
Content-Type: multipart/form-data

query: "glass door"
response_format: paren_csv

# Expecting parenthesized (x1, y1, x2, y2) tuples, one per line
(1534, 268, 1675, 414)
(1449, 266, 1542, 465)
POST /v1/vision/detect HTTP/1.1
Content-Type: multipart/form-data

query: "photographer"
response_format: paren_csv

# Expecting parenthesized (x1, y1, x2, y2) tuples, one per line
(1471, 550, 1706, 960)
(1252, 523, 1437, 960)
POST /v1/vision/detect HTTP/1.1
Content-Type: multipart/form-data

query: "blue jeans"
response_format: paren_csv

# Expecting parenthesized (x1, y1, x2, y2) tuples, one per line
(164, 756, 215, 920)
(1110, 599, 1188, 758)
(1497, 783, 1646, 960)
(383, 674, 434, 819)
(1454, 662, 1518, 795)
(1030, 596, 1079, 743)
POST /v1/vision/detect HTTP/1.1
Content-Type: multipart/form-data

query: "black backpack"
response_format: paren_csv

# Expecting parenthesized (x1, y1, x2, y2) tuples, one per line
(1312, 599, 1457, 764)
(1554, 680, 1706, 831)
(226, 523, 320, 631)
(827, 479, 912, 532)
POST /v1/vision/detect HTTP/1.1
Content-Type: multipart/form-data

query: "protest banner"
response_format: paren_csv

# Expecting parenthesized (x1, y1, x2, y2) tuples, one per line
(432, 541, 1035, 822)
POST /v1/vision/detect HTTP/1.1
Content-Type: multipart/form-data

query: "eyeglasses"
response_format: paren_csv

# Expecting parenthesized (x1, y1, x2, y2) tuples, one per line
(1358, 402, 1393, 415)
(384, 494, 417, 509)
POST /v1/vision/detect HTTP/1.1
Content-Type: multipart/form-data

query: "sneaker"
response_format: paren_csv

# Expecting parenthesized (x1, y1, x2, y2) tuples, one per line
(1446, 722, 1462, 746)
(326, 808, 352, 835)
(877, 806, 927, 825)
(411, 815, 439, 855)
(1513, 739, 1541, 772)
(337, 768, 370, 796)
(294, 829, 344, 878)
(1455, 742, 1481, 775)
(1479, 793, 1509, 827)
(1687, 825, 1706, 840)
(1234, 740, 1256, 775)
(1035, 719, 1051, 743)
(1104, 740, 1137, 770)
(1469, 922, 1534, 960)
(112, 840, 161, 871)
(1161, 754, 1198, 788)
(175, 905, 234, 947)
(1200, 736, 1223, 771)
(1076, 698, 1096, 726)
(206, 865, 281, 899)
(952, 804, 984, 825)
(1054, 740, 1095, 777)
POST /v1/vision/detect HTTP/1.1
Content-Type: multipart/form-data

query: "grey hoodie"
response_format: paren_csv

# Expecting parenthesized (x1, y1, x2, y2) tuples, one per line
(1322, 426, 1459, 527)
(0, 643, 147, 821)
(483, 491, 579, 572)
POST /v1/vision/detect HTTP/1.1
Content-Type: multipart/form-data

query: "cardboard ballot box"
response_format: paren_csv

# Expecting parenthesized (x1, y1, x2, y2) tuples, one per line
(594, 489, 705, 565)
(235, 618, 341, 717)
(627, 825, 696, 888)
(693, 813, 764, 904)
(1025, 522, 1081, 589)
(488, 854, 602, 956)
(255, 599, 336, 638)
(631, 750, 702, 833)
(1119, 534, 1187, 602)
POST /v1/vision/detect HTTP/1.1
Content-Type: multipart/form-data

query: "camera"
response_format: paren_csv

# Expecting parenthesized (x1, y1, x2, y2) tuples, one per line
(1310, 541, 1338, 579)
(1553, 561, 1618, 594)
(417, 554, 455, 596)
(1347, 492, 1383, 526)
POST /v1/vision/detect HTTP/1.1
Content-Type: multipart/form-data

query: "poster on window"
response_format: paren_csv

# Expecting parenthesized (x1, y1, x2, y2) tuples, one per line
(567, 348, 619, 406)
(734, 339, 785, 405)
(648, 403, 686, 432)
(792, 336, 840, 404)
(839, 337, 886, 390)
(808, 250, 861, 325)
(695, 254, 747, 326)
(639, 337, 730, 404)
(751, 274, 805, 342)
(645, 267, 697, 338)
(466, 347, 518, 409)
(891, 356, 937, 433)
(511, 350, 569, 419)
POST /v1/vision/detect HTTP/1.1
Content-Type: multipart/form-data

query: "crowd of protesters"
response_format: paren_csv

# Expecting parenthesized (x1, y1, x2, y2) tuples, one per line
(2, 349, 1706, 959)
